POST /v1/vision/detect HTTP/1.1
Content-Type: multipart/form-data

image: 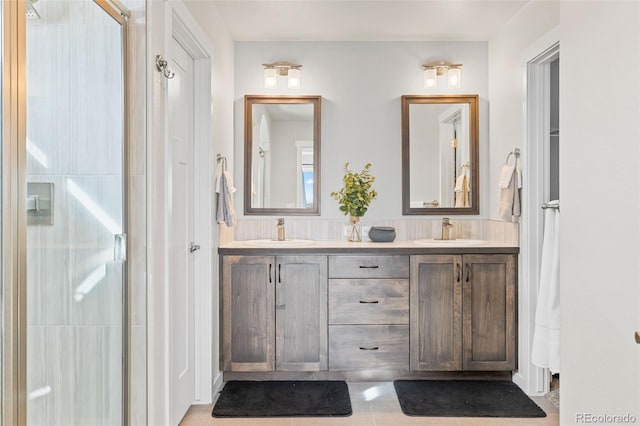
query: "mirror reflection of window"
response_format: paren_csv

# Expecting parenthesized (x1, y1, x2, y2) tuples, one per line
(296, 142, 313, 208)
(301, 165, 314, 208)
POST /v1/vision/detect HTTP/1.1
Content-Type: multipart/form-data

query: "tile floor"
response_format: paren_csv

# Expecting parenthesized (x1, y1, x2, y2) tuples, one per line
(179, 382, 559, 426)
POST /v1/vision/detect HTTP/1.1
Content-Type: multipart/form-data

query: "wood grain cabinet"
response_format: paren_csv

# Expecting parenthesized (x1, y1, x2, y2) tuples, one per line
(328, 255, 410, 371)
(410, 254, 516, 372)
(221, 255, 327, 372)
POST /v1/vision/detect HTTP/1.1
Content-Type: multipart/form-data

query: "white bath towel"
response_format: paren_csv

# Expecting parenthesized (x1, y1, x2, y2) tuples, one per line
(497, 165, 521, 221)
(216, 171, 237, 227)
(531, 201, 560, 373)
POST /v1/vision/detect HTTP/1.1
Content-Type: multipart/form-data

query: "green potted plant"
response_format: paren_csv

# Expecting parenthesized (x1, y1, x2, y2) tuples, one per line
(331, 162, 378, 241)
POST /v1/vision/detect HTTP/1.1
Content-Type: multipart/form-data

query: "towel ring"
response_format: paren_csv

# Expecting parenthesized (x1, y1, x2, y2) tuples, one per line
(505, 148, 520, 165)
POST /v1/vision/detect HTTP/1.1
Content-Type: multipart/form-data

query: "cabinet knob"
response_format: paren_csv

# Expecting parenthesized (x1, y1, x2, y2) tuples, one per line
(635, 331, 640, 344)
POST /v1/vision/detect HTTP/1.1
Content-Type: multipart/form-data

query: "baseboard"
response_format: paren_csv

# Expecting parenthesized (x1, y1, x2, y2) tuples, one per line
(212, 371, 224, 396)
(223, 370, 512, 382)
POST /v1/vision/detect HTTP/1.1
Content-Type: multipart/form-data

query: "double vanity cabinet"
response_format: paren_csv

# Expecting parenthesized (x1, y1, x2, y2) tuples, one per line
(220, 243, 517, 379)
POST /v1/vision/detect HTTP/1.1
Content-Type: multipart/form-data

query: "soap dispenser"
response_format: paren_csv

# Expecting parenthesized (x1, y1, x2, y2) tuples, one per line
(277, 218, 285, 241)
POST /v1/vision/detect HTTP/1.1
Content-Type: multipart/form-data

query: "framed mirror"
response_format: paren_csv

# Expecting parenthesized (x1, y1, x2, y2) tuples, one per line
(244, 95, 321, 215)
(401, 94, 479, 215)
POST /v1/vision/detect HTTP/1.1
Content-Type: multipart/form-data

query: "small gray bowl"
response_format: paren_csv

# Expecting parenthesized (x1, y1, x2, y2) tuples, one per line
(368, 226, 396, 242)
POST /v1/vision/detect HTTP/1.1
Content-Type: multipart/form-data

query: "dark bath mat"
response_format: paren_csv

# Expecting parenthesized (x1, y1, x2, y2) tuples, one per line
(393, 380, 546, 418)
(212, 380, 352, 417)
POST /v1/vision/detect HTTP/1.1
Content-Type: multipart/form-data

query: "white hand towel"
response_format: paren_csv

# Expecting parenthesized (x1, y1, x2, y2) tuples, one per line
(216, 171, 237, 228)
(454, 175, 469, 207)
(215, 170, 222, 193)
(531, 202, 560, 373)
(497, 168, 521, 221)
(498, 165, 515, 188)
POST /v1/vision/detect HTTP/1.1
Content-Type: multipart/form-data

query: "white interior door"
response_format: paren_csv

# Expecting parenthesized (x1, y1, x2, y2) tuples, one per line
(168, 36, 196, 425)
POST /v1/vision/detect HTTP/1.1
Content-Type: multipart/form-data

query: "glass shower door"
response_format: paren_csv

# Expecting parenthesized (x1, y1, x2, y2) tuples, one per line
(25, 1, 126, 424)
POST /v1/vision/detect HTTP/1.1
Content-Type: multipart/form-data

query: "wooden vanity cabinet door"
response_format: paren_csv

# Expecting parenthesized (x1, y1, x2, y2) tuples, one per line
(275, 256, 328, 371)
(462, 254, 517, 371)
(410, 255, 463, 371)
(222, 255, 275, 371)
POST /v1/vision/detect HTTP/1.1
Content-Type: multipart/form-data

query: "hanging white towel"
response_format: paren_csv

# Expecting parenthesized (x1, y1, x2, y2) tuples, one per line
(497, 165, 522, 221)
(216, 170, 237, 228)
(531, 201, 560, 373)
(454, 175, 469, 207)
(498, 165, 515, 188)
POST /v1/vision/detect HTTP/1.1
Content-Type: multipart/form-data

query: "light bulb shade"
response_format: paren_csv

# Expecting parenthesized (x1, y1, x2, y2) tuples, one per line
(423, 68, 437, 89)
(287, 68, 300, 90)
(264, 67, 277, 88)
(448, 67, 462, 89)
(287, 68, 301, 90)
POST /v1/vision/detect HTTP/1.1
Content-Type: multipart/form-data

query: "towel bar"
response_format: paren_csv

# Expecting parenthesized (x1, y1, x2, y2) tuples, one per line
(541, 202, 559, 210)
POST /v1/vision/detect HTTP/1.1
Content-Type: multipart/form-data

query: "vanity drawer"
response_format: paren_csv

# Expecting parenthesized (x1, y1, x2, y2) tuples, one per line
(329, 325, 409, 370)
(329, 279, 409, 325)
(328, 255, 409, 279)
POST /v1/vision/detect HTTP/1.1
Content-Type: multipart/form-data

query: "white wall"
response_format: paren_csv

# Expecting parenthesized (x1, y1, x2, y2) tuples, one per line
(560, 2, 640, 424)
(234, 41, 489, 221)
(488, 1, 559, 219)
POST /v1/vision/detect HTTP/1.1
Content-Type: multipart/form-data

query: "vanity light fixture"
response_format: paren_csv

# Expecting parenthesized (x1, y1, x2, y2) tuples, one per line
(262, 61, 303, 89)
(422, 61, 463, 89)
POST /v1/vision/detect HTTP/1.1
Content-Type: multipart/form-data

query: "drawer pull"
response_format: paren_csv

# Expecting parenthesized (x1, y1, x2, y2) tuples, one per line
(359, 346, 379, 351)
(359, 265, 379, 269)
(359, 300, 379, 304)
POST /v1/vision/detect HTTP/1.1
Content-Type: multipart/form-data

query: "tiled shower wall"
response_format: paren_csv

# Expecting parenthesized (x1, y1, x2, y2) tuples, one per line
(26, 0, 146, 424)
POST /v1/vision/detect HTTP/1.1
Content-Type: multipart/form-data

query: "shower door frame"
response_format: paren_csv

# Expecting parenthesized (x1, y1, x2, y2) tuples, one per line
(2, 0, 27, 425)
(2, 0, 132, 425)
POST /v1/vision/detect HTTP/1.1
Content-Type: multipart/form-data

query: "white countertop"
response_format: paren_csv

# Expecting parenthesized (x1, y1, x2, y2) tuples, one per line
(220, 239, 518, 250)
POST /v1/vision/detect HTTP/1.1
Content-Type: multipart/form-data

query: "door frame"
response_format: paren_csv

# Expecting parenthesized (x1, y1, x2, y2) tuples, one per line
(514, 26, 559, 396)
(148, 1, 214, 424)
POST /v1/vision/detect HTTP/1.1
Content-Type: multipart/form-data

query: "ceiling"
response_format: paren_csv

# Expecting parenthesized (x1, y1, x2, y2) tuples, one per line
(205, 0, 530, 41)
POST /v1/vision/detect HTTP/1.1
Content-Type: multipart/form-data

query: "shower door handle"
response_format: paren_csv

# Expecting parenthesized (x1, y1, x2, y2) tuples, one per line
(114, 234, 127, 262)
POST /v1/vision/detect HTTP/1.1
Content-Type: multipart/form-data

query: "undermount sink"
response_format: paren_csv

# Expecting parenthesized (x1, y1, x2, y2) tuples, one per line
(244, 239, 314, 247)
(414, 238, 487, 246)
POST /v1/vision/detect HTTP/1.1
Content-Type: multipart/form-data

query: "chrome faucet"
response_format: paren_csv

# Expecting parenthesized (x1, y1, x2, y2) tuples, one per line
(277, 218, 285, 241)
(441, 217, 454, 240)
